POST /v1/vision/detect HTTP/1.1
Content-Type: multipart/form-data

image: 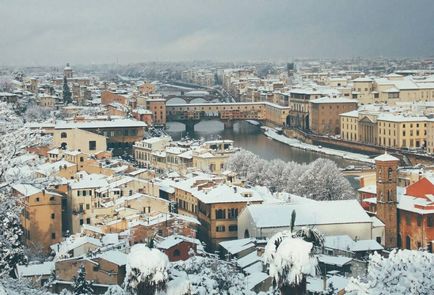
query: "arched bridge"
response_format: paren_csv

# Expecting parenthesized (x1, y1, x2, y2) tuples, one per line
(165, 91, 222, 104)
(166, 102, 290, 131)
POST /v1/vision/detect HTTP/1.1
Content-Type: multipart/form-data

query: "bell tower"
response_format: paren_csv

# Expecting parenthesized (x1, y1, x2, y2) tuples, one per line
(374, 152, 399, 248)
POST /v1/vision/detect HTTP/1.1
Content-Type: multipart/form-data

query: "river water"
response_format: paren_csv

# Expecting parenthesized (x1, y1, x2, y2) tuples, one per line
(166, 120, 364, 168)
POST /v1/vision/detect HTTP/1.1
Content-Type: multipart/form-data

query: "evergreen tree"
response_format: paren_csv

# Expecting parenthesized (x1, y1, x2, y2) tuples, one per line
(62, 76, 72, 105)
(72, 265, 94, 295)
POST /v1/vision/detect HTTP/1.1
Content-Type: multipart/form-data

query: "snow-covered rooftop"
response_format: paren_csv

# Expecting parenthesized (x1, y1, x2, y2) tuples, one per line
(55, 119, 147, 129)
(246, 199, 372, 228)
(374, 152, 399, 162)
(11, 183, 42, 196)
(16, 261, 55, 278)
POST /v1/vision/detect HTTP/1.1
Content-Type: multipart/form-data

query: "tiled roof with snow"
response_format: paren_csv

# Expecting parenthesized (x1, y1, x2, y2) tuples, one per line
(11, 184, 42, 196)
(310, 97, 357, 104)
(16, 261, 55, 278)
(55, 119, 146, 129)
(96, 250, 127, 266)
(374, 153, 399, 162)
(219, 238, 255, 255)
(246, 199, 372, 228)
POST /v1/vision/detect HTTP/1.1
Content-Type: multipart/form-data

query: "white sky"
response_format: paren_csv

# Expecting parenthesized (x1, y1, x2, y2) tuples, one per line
(0, 0, 433, 66)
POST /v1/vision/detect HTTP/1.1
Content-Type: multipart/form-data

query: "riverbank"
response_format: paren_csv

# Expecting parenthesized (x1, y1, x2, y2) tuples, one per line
(262, 127, 375, 165)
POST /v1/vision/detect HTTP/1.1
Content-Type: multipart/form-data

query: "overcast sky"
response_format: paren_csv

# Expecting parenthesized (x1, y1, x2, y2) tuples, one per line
(1, 0, 433, 66)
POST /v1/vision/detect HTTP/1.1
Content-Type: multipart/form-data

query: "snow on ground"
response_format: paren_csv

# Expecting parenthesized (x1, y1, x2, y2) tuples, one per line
(263, 128, 374, 164)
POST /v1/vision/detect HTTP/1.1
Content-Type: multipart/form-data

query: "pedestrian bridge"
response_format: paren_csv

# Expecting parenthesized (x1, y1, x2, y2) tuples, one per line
(166, 102, 290, 131)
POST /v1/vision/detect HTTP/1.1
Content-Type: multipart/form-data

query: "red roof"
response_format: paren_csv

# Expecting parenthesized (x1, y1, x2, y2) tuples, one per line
(405, 177, 434, 199)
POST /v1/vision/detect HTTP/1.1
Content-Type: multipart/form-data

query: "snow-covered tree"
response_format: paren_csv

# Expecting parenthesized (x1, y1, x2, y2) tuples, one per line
(294, 158, 354, 200)
(226, 150, 355, 200)
(0, 102, 51, 183)
(0, 277, 54, 295)
(263, 231, 318, 295)
(0, 77, 14, 93)
(104, 285, 126, 295)
(169, 255, 255, 295)
(63, 77, 72, 105)
(72, 265, 94, 295)
(0, 206, 28, 277)
(347, 249, 434, 295)
(124, 244, 169, 295)
(24, 104, 53, 123)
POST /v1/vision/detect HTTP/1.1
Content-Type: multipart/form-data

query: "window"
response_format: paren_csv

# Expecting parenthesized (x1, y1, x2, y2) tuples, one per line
(216, 225, 225, 232)
(51, 233, 56, 240)
(228, 208, 238, 219)
(428, 216, 433, 227)
(417, 215, 422, 226)
(86, 218, 90, 224)
(80, 219, 84, 225)
(173, 249, 181, 257)
(388, 168, 393, 180)
(86, 204, 90, 210)
(229, 225, 238, 232)
(215, 209, 226, 219)
(35, 197, 40, 202)
(82, 190, 87, 197)
(80, 157, 84, 162)
(89, 141, 96, 151)
(51, 213, 55, 219)
(406, 213, 411, 225)
(61, 132, 67, 138)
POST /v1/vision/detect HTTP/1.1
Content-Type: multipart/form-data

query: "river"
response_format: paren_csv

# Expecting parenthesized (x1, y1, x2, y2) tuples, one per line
(166, 120, 365, 168)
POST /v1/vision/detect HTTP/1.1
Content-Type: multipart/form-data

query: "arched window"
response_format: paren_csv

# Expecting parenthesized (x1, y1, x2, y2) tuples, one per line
(61, 132, 67, 138)
(244, 229, 250, 238)
(387, 190, 391, 202)
(388, 167, 393, 180)
(60, 142, 67, 150)
(174, 249, 180, 257)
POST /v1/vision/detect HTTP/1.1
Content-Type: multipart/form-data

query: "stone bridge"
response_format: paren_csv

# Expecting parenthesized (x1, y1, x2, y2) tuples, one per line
(166, 102, 290, 132)
(164, 91, 223, 104)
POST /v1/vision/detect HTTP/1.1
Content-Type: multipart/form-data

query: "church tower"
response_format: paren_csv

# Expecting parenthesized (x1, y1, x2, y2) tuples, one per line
(374, 152, 399, 248)
(64, 63, 73, 79)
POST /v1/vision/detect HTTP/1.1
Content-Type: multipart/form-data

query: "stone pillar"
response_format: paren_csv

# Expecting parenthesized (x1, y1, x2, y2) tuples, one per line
(223, 120, 234, 129)
(184, 121, 196, 135)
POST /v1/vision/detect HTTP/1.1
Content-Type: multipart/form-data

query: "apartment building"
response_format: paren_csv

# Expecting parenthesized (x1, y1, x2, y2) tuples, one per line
(54, 119, 147, 155)
(134, 138, 237, 175)
(13, 184, 63, 252)
(340, 110, 429, 149)
(170, 175, 264, 249)
(53, 128, 107, 154)
(309, 97, 357, 135)
(352, 74, 434, 105)
(426, 119, 434, 154)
